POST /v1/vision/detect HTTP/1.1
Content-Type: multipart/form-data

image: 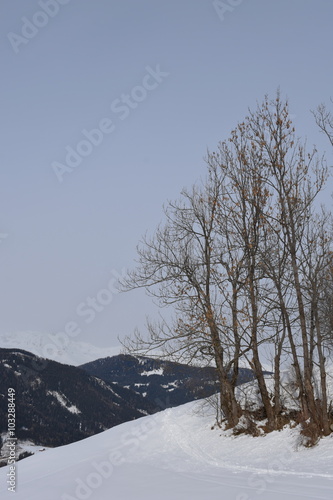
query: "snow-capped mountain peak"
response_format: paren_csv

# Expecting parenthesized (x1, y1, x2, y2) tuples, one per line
(0, 331, 120, 366)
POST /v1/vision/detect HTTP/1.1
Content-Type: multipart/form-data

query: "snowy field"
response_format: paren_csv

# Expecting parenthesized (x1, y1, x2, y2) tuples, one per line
(1, 398, 332, 500)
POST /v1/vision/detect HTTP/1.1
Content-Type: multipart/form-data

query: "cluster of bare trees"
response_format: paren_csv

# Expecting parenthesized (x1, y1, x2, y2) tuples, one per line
(122, 94, 333, 441)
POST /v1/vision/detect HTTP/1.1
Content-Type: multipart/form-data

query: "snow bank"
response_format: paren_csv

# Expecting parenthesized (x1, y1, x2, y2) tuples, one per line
(0, 399, 332, 499)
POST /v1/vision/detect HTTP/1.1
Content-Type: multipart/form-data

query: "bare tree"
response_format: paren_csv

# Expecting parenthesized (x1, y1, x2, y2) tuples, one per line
(243, 94, 330, 436)
(121, 170, 243, 426)
(313, 100, 333, 148)
(302, 212, 333, 435)
(121, 92, 332, 439)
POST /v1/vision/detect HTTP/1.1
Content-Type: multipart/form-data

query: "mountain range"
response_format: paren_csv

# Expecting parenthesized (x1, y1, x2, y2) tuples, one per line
(0, 348, 155, 455)
(0, 332, 256, 460)
(80, 354, 255, 409)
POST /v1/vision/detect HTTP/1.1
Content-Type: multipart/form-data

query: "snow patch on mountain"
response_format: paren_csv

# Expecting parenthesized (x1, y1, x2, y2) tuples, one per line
(141, 367, 164, 376)
(47, 391, 81, 414)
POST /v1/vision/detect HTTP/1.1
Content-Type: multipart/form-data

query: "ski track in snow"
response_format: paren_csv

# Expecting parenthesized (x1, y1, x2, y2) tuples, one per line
(164, 414, 333, 478)
(1, 399, 333, 500)
(159, 407, 333, 479)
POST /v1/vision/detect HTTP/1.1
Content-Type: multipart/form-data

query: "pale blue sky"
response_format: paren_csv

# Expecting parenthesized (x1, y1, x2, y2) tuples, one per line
(1, 0, 333, 347)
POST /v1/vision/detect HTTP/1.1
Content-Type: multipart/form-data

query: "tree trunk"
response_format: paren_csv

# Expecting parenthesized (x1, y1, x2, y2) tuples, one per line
(289, 247, 318, 425)
(206, 304, 241, 427)
(315, 306, 330, 435)
(248, 262, 275, 429)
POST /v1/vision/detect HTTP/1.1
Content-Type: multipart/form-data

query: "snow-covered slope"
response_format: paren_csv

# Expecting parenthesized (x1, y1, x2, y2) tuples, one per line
(1, 399, 332, 500)
(0, 331, 120, 366)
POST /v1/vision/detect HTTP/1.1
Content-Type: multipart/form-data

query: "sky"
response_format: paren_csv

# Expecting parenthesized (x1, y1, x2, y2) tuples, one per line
(1, 0, 333, 349)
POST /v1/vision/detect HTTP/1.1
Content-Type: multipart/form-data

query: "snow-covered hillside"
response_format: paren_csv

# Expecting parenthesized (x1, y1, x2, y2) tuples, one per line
(1, 399, 332, 500)
(0, 331, 120, 366)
